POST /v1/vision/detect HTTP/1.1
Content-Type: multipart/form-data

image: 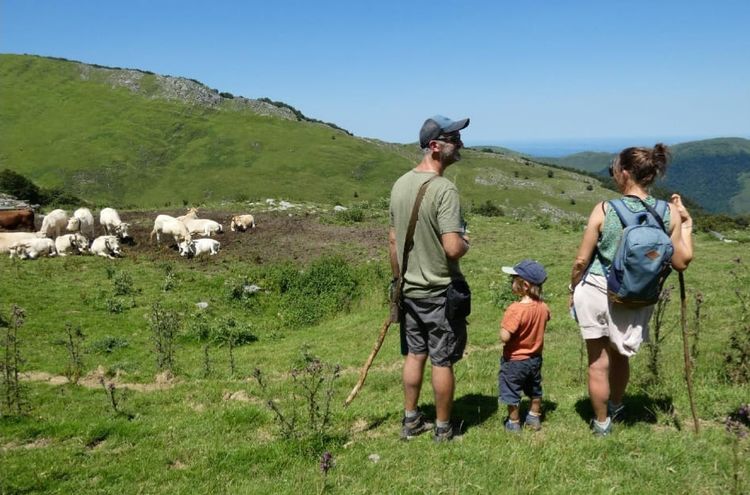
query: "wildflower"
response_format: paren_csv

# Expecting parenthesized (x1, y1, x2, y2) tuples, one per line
(320, 451, 334, 474)
(726, 403, 750, 438)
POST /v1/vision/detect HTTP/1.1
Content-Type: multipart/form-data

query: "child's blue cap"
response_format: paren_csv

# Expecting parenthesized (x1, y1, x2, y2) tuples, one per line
(501, 259, 547, 285)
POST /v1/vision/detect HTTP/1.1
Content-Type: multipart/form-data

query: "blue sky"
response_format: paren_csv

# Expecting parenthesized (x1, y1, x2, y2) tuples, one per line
(2, 0, 749, 148)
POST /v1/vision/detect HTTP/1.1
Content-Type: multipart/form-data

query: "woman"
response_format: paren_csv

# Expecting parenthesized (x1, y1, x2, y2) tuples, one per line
(569, 144, 693, 436)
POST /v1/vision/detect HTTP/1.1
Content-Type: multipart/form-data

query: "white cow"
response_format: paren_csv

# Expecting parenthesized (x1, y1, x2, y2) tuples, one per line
(39, 209, 68, 239)
(230, 214, 256, 232)
(0, 232, 40, 254)
(91, 235, 122, 259)
(178, 238, 221, 257)
(176, 207, 199, 223)
(66, 208, 96, 240)
(55, 233, 89, 256)
(99, 208, 131, 240)
(184, 218, 223, 237)
(10, 238, 56, 259)
(150, 215, 191, 245)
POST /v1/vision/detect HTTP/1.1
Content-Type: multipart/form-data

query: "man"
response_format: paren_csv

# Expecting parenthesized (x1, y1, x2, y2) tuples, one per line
(389, 115, 471, 442)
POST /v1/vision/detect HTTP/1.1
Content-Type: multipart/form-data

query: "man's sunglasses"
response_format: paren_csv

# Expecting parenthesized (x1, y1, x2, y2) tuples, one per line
(435, 133, 462, 144)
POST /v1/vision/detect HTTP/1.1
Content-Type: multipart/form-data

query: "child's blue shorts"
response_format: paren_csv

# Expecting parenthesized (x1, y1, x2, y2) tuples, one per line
(498, 355, 543, 406)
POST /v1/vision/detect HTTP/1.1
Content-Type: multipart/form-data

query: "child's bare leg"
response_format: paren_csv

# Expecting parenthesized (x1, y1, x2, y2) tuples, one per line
(507, 404, 520, 422)
(529, 397, 542, 415)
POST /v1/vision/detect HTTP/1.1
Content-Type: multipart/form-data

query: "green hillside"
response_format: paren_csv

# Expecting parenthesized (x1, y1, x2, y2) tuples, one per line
(533, 139, 750, 215)
(665, 138, 750, 214)
(0, 54, 611, 216)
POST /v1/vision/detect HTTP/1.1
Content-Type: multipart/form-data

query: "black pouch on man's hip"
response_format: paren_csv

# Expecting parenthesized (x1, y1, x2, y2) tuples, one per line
(446, 279, 471, 320)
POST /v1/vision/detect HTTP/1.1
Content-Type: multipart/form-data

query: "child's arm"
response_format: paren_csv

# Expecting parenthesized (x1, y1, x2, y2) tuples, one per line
(500, 328, 512, 343)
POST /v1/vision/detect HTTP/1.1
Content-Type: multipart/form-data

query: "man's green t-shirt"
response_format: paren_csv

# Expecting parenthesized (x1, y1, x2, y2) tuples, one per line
(389, 170, 465, 298)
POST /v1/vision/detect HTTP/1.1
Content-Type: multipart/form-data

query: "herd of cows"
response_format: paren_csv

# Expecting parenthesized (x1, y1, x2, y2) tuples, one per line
(0, 206, 256, 260)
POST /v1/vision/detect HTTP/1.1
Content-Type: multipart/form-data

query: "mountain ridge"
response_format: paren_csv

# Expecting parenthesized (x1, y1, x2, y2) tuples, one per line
(0, 53, 609, 218)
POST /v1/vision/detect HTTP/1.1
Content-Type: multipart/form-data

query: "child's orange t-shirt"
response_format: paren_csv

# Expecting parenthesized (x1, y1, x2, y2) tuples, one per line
(501, 300, 550, 360)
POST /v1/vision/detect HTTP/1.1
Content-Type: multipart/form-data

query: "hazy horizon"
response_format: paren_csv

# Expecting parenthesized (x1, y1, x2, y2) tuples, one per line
(466, 135, 750, 157)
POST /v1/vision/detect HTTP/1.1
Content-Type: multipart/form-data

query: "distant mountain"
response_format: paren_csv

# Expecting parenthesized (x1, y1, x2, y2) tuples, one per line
(533, 138, 750, 214)
(536, 152, 614, 174)
(0, 54, 610, 216)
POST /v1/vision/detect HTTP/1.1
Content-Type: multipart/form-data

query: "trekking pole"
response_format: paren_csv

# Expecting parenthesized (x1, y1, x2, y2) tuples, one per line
(679, 271, 700, 433)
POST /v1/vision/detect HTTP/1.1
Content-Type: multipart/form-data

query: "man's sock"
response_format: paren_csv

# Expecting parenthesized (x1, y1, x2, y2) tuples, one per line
(404, 409, 418, 419)
(436, 419, 450, 429)
(528, 411, 541, 417)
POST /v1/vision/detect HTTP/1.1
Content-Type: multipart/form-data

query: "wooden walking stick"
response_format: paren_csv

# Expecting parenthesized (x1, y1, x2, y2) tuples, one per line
(344, 314, 395, 407)
(679, 271, 700, 433)
(344, 177, 436, 407)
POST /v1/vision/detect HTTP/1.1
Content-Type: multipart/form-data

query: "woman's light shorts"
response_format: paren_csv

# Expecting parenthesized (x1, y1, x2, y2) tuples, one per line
(573, 273, 655, 357)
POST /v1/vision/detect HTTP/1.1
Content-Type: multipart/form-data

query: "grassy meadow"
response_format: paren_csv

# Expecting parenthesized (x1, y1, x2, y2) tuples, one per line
(1, 205, 748, 494)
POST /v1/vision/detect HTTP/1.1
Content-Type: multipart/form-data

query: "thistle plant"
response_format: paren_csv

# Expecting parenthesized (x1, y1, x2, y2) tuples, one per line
(252, 347, 341, 449)
(725, 258, 750, 383)
(725, 403, 749, 495)
(149, 302, 180, 373)
(1, 305, 28, 416)
(63, 322, 85, 384)
(645, 286, 672, 387)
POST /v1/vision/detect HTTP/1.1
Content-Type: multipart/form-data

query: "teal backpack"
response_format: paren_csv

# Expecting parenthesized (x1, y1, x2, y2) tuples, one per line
(604, 196, 674, 307)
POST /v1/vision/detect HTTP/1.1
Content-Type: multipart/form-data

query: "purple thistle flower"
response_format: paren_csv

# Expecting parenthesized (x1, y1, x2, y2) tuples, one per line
(320, 451, 334, 474)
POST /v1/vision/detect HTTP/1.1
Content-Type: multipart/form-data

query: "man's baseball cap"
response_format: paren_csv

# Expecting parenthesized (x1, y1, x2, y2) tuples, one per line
(419, 115, 470, 149)
(501, 259, 548, 286)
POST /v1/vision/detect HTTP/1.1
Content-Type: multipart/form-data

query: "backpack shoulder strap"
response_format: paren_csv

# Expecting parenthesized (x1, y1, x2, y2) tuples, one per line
(636, 197, 669, 233)
(607, 198, 639, 228)
(397, 175, 438, 295)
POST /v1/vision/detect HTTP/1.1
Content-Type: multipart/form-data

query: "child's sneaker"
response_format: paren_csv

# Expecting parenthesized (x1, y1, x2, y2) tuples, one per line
(400, 412, 433, 440)
(608, 402, 626, 423)
(591, 418, 612, 437)
(524, 413, 542, 431)
(504, 419, 522, 433)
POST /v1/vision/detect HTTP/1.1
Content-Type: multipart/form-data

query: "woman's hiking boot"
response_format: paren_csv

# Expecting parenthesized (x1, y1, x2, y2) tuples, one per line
(400, 411, 433, 440)
(591, 418, 612, 436)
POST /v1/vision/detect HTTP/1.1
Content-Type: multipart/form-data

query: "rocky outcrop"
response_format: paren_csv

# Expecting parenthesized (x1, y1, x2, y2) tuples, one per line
(0, 193, 35, 210)
(77, 63, 300, 121)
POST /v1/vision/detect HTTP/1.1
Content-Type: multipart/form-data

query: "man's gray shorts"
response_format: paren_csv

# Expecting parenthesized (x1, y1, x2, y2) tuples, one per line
(399, 295, 467, 367)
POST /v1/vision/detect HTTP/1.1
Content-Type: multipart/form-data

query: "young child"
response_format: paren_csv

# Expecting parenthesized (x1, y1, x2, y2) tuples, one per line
(499, 259, 551, 432)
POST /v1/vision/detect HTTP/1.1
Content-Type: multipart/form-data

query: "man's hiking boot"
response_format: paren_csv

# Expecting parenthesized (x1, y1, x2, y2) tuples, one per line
(434, 420, 463, 442)
(591, 418, 612, 437)
(504, 419, 522, 433)
(400, 412, 433, 440)
(608, 402, 626, 423)
(524, 413, 542, 431)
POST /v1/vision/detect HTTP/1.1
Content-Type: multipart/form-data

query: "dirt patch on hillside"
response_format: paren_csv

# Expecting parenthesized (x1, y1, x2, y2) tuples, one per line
(21, 367, 177, 392)
(119, 209, 387, 265)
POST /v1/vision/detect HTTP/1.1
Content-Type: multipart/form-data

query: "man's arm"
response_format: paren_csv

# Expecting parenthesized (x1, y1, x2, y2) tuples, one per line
(388, 227, 400, 277)
(441, 232, 469, 260)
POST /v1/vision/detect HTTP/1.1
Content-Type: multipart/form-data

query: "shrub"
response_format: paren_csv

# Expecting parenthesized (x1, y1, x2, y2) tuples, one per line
(473, 200, 504, 217)
(277, 257, 358, 327)
(0, 169, 42, 204)
(89, 336, 129, 354)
